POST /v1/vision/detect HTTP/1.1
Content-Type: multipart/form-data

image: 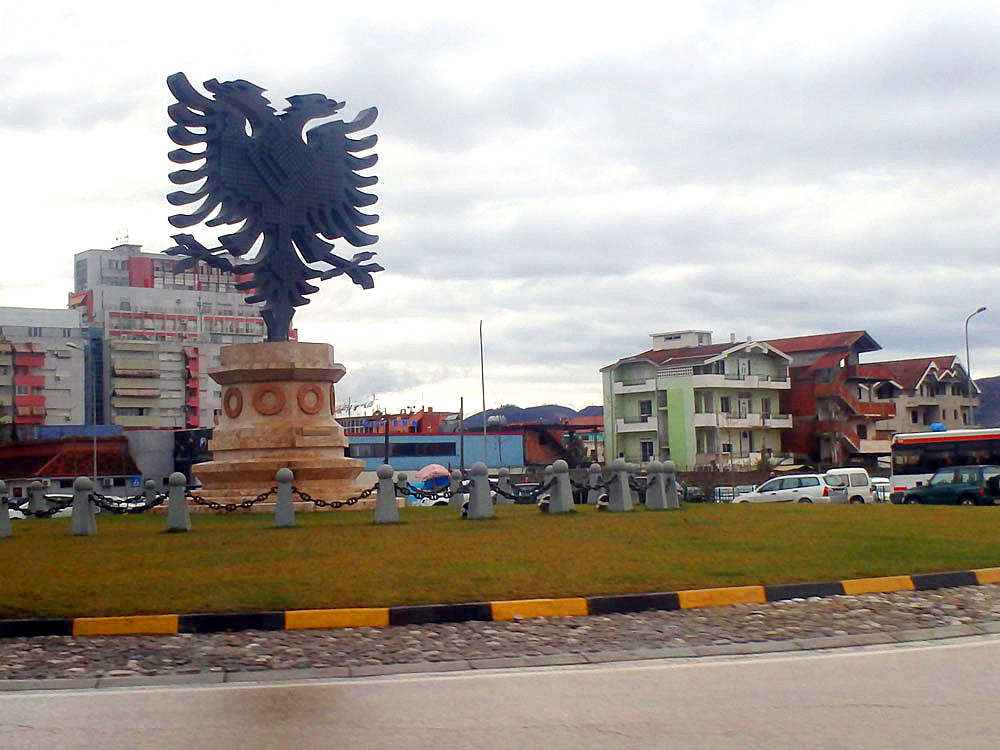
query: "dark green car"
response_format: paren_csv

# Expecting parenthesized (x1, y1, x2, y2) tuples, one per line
(903, 465, 1000, 506)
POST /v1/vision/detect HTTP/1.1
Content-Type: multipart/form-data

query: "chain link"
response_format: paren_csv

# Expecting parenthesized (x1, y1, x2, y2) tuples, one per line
(492, 477, 557, 501)
(185, 487, 276, 513)
(90, 491, 169, 515)
(292, 483, 375, 508)
(401, 483, 455, 501)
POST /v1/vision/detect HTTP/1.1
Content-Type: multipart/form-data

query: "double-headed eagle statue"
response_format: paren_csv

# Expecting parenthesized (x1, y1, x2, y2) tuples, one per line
(165, 73, 382, 341)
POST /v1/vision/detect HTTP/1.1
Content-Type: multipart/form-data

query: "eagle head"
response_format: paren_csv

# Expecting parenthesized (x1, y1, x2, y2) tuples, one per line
(204, 78, 276, 126)
(283, 94, 345, 120)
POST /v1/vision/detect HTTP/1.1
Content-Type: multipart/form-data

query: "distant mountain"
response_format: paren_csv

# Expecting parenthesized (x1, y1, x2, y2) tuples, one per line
(463, 404, 602, 428)
(975, 376, 1000, 427)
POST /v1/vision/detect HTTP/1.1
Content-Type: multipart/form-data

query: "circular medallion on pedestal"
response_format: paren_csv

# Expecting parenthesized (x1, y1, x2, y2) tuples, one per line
(223, 387, 243, 419)
(297, 383, 324, 415)
(252, 385, 287, 416)
(329, 384, 336, 414)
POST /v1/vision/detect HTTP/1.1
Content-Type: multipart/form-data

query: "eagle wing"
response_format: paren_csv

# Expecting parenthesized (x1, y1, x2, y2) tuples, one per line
(165, 73, 262, 244)
(303, 106, 380, 248)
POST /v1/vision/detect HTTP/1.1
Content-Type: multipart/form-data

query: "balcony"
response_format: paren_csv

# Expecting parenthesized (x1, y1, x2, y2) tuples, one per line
(763, 413, 793, 428)
(612, 377, 655, 394)
(720, 413, 762, 429)
(615, 415, 657, 433)
(690, 373, 790, 390)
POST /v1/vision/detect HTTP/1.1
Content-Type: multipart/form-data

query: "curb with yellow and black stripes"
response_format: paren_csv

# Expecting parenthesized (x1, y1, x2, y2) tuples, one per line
(3, 567, 999, 638)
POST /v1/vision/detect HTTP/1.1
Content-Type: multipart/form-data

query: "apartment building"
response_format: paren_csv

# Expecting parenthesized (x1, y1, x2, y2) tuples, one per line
(0, 307, 87, 439)
(602, 331, 794, 470)
(764, 331, 895, 466)
(857, 356, 979, 434)
(69, 243, 269, 430)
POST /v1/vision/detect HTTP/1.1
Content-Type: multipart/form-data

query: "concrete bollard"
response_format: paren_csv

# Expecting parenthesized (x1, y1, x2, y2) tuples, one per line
(449, 469, 465, 508)
(166, 472, 191, 532)
(0, 480, 10, 538)
(550, 459, 575, 513)
(628, 463, 641, 505)
(467, 462, 494, 519)
(394, 472, 409, 505)
(664, 460, 679, 510)
(374, 465, 400, 523)
(70, 477, 97, 536)
(496, 468, 513, 505)
(645, 461, 667, 510)
(28, 480, 46, 515)
(143, 479, 158, 508)
(587, 463, 602, 505)
(274, 468, 295, 528)
(607, 458, 633, 512)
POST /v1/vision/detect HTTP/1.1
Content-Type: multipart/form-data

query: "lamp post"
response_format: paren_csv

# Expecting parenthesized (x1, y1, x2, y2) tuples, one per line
(66, 342, 97, 488)
(964, 306, 986, 427)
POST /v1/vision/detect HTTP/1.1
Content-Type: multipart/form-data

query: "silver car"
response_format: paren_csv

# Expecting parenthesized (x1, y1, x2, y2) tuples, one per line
(733, 474, 848, 504)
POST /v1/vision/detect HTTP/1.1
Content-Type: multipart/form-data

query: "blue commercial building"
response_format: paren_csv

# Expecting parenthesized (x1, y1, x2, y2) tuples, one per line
(347, 432, 524, 472)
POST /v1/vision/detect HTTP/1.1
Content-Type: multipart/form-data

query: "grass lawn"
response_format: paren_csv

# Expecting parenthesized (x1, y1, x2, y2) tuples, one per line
(2, 502, 999, 618)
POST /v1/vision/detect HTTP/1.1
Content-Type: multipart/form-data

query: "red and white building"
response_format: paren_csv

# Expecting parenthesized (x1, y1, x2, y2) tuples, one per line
(69, 243, 272, 430)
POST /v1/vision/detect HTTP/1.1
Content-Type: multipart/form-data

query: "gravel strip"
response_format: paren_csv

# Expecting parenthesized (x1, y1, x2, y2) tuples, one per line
(3, 584, 1000, 681)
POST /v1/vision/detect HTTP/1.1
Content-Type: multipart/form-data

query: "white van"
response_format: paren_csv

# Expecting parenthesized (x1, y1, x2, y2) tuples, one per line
(825, 467, 875, 504)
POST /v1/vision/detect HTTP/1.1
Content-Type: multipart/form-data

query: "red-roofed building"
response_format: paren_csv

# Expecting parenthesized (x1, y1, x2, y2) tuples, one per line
(764, 331, 895, 465)
(602, 330, 795, 470)
(857, 356, 978, 434)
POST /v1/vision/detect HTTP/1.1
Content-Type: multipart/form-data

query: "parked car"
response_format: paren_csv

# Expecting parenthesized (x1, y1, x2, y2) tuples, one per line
(871, 477, 892, 503)
(711, 484, 757, 503)
(512, 483, 540, 505)
(902, 465, 1000, 506)
(825, 467, 876, 504)
(680, 483, 707, 502)
(733, 474, 848, 504)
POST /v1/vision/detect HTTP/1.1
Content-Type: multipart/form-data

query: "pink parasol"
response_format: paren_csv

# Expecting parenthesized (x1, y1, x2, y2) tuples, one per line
(414, 463, 451, 481)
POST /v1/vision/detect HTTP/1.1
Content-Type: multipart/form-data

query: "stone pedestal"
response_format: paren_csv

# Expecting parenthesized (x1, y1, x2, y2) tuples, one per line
(192, 342, 367, 511)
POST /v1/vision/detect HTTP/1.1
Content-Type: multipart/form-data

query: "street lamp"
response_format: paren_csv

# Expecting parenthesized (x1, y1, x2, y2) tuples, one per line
(66, 342, 97, 488)
(964, 306, 986, 426)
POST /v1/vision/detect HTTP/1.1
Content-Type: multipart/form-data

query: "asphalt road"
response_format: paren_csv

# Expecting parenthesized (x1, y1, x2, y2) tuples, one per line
(2, 636, 998, 750)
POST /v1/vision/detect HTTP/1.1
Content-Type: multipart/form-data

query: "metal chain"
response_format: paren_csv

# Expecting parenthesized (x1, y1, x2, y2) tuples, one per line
(185, 487, 276, 513)
(90, 490, 146, 505)
(628, 478, 649, 500)
(492, 477, 556, 501)
(90, 492, 169, 515)
(291, 483, 375, 508)
(402, 483, 453, 501)
(570, 476, 615, 492)
(18, 498, 74, 518)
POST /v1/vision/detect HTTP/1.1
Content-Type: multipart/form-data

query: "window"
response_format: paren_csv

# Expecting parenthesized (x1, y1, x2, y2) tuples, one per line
(640, 441, 654, 462)
(721, 443, 732, 453)
(757, 478, 781, 493)
(720, 396, 731, 413)
(857, 424, 868, 439)
(911, 410, 920, 424)
(761, 398, 771, 417)
(638, 400, 652, 418)
(799, 477, 820, 487)
(62, 328, 72, 337)
(28, 327, 42, 337)
(120, 299, 131, 311)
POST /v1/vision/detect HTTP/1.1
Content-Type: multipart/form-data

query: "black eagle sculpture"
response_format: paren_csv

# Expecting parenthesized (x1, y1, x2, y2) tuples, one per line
(165, 72, 383, 341)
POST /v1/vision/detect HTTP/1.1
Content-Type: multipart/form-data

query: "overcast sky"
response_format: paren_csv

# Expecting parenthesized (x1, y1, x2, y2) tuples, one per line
(3, 1, 1000, 412)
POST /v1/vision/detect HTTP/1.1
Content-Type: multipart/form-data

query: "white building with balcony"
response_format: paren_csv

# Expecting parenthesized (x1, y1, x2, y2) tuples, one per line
(601, 330, 794, 470)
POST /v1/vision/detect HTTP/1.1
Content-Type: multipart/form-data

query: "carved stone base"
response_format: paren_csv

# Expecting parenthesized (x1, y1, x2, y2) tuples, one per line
(192, 342, 367, 510)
